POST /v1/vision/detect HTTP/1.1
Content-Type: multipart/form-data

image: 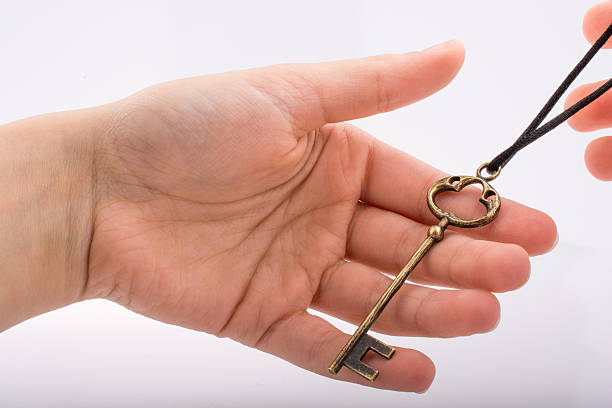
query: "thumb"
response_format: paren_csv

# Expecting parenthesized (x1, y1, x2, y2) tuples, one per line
(241, 40, 465, 133)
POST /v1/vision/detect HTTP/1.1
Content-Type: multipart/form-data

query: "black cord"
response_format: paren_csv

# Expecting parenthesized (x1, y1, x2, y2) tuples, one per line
(487, 22, 612, 174)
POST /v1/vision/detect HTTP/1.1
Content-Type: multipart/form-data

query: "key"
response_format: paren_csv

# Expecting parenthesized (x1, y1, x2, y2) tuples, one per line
(328, 169, 502, 381)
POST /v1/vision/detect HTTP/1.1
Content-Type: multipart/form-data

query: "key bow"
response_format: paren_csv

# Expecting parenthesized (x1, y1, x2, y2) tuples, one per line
(427, 175, 501, 228)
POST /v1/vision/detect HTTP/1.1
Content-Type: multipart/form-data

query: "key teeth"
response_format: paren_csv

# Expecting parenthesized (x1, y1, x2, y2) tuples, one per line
(365, 336, 395, 359)
(342, 334, 396, 381)
(344, 358, 379, 382)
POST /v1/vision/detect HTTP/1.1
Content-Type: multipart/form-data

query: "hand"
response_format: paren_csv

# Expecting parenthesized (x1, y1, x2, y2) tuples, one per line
(566, 1, 612, 179)
(1, 40, 557, 392)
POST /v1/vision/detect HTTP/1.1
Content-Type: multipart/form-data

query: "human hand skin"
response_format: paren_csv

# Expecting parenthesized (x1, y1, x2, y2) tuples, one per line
(566, 1, 612, 179)
(0, 40, 558, 392)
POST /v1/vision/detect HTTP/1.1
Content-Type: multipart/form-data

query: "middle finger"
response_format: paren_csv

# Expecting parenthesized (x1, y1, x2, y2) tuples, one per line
(566, 80, 612, 132)
(346, 203, 531, 293)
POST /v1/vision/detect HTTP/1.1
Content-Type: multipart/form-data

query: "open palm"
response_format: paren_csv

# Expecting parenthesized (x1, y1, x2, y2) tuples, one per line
(83, 41, 556, 392)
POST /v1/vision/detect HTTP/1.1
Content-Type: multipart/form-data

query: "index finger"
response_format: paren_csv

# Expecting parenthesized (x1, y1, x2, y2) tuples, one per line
(584, 1, 612, 47)
(358, 130, 557, 256)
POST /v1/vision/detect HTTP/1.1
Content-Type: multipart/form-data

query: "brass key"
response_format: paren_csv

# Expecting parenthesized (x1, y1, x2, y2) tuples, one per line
(329, 165, 502, 381)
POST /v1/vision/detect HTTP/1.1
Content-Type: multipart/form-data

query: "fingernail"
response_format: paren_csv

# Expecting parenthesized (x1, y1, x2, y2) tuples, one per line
(421, 39, 458, 52)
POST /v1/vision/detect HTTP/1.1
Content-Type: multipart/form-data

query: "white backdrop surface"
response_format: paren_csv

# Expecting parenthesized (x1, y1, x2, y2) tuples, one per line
(1, 1, 611, 407)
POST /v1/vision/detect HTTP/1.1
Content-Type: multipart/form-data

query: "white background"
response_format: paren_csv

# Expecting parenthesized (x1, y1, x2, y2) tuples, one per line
(1, 1, 611, 406)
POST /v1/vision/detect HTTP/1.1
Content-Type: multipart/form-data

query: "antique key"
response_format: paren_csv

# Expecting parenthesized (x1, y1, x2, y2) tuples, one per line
(328, 163, 502, 381)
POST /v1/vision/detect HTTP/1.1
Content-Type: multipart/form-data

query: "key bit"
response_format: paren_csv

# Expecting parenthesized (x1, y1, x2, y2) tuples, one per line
(342, 334, 395, 381)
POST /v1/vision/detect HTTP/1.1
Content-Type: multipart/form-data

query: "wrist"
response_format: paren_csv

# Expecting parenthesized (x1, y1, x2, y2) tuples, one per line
(0, 108, 103, 331)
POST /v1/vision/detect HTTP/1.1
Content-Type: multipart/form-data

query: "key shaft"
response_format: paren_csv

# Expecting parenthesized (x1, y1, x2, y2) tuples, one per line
(328, 217, 449, 377)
